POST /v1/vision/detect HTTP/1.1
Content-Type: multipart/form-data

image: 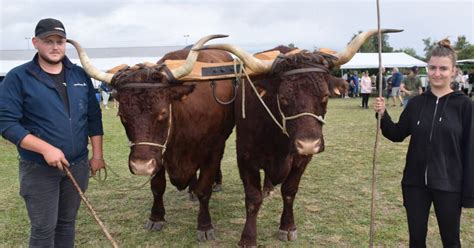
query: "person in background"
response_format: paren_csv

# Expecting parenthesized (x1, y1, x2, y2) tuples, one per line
(462, 70, 469, 95)
(100, 82, 111, 109)
(451, 67, 463, 91)
(351, 71, 360, 97)
(0, 18, 106, 247)
(390, 67, 404, 106)
(360, 71, 372, 108)
(468, 68, 474, 98)
(373, 38, 473, 247)
(400, 66, 423, 108)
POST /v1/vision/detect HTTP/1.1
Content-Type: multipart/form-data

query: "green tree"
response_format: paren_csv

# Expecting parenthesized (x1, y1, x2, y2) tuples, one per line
(350, 31, 394, 52)
(422, 36, 473, 60)
(454, 35, 473, 60)
(288, 43, 296, 48)
(458, 45, 474, 60)
(394, 47, 424, 61)
(454, 35, 470, 51)
(422, 37, 436, 59)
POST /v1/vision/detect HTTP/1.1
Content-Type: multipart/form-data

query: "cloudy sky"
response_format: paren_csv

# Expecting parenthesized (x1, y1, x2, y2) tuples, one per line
(1, 0, 472, 56)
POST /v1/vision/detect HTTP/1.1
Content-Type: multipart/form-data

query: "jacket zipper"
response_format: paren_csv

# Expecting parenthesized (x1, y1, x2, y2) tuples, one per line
(426, 97, 440, 185)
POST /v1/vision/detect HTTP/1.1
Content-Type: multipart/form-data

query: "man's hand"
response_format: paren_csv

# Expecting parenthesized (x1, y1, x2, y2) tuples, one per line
(42, 146, 69, 170)
(89, 157, 106, 176)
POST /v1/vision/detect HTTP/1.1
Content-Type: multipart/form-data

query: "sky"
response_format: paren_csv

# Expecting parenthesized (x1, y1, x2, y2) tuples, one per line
(0, 0, 473, 57)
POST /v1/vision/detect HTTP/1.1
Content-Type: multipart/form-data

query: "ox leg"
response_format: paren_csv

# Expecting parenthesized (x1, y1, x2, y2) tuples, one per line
(278, 163, 307, 241)
(238, 164, 263, 247)
(194, 171, 216, 241)
(188, 174, 198, 202)
(262, 172, 274, 197)
(144, 169, 167, 231)
(212, 166, 223, 192)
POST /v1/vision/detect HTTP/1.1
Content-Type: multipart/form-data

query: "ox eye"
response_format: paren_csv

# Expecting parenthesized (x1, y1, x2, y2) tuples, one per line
(156, 108, 169, 122)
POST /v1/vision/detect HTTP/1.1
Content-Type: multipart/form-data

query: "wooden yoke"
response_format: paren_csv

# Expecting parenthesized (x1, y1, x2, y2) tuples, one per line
(162, 50, 288, 82)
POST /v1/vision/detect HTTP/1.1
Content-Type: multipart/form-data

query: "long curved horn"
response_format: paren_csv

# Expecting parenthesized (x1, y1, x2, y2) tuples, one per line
(67, 39, 114, 84)
(334, 28, 403, 66)
(194, 44, 274, 74)
(169, 34, 229, 80)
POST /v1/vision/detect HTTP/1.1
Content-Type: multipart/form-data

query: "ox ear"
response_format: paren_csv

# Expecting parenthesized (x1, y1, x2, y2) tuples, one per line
(168, 85, 196, 101)
(327, 75, 348, 97)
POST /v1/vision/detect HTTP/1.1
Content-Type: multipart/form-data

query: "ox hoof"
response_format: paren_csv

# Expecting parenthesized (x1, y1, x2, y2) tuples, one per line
(188, 191, 198, 202)
(144, 220, 166, 231)
(212, 183, 223, 192)
(277, 229, 297, 241)
(197, 229, 215, 242)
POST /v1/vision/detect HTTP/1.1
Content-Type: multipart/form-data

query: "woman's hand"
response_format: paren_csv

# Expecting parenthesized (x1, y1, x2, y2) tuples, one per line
(373, 97, 386, 116)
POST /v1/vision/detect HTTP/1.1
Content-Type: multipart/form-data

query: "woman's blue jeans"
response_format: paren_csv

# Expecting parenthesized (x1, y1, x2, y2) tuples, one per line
(19, 158, 89, 248)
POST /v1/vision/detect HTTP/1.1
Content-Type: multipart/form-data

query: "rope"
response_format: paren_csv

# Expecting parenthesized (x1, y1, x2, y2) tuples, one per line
(63, 166, 119, 247)
(233, 58, 246, 119)
(370, 0, 383, 246)
(128, 104, 172, 157)
(239, 66, 326, 136)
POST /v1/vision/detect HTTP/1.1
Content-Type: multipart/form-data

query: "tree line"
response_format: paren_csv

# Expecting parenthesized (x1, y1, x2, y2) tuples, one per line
(348, 31, 473, 61)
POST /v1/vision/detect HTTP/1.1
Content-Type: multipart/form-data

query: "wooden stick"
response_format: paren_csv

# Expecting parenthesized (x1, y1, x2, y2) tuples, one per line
(370, 0, 383, 247)
(63, 166, 119, 248)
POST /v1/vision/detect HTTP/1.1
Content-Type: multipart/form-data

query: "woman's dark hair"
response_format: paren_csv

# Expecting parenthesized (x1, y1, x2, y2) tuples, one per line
(427, 38, 457, 67)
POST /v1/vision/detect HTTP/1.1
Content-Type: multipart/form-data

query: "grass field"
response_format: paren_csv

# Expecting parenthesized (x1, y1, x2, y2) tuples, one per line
(1, 97, 473, 247)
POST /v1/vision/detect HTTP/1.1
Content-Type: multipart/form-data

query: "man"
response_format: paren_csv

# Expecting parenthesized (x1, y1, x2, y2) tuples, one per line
(390, 67, 404, 106)
(400, 66, 423, 107)
(0, 18, 106, 247)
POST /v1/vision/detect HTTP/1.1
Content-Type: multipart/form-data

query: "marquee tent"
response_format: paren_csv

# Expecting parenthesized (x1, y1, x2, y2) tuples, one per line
(340, 52, 427, 70)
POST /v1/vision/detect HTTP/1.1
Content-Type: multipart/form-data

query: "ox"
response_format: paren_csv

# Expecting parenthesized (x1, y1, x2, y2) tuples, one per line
(198, 29, 402, 246)
(68, 35, 235, 241)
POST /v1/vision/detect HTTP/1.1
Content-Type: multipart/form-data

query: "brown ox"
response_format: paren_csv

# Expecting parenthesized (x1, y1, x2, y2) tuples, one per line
(68, 35, 235, 241)
(198, 29, 402, 246)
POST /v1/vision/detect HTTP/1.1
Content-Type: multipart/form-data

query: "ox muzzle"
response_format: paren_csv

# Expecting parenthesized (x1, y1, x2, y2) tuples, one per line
(295, 138, 324, 155)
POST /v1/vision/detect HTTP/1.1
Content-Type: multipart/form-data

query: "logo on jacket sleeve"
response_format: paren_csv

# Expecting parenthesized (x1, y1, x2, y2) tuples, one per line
(73, 82, 87, 87)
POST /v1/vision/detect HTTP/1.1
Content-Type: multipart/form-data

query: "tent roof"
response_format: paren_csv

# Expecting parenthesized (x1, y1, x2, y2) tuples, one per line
(457, 59, 474, 64)
(340, 52, 427, 69)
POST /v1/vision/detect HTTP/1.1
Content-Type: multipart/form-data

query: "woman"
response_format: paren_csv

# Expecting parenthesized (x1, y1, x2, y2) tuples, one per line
(373, 39, 473, 247)
(360, 71, 372, 108)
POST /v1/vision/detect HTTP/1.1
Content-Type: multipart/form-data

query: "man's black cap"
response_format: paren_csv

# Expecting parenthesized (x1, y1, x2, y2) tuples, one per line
(35, 18, 66, 39)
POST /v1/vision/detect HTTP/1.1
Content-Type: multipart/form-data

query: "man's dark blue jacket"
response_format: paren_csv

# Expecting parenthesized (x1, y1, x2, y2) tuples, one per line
(0, 54, 103, 166)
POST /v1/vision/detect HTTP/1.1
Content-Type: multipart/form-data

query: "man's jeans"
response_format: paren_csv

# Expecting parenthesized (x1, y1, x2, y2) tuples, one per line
(19, 158, 89, 248)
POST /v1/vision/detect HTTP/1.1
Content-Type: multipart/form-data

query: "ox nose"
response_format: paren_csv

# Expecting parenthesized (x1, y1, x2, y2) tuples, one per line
(129, 159, 157, 176)
(295, 139, 322, 155)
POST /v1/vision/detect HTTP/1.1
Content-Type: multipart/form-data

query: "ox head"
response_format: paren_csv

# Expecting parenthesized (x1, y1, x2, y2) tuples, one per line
(114, 66, 195, 175)
(68, 35, 227, 175)
(196, 29, 402, 155)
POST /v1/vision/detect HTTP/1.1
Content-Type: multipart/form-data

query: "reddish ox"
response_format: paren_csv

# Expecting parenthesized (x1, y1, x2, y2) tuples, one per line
(198, 29, 402, 246)
(68, 35, 235, 241)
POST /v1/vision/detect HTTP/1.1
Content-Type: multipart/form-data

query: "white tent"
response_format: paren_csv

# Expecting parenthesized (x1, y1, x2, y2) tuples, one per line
(340, 52, 427, 69)
(0, 57, 161, 77)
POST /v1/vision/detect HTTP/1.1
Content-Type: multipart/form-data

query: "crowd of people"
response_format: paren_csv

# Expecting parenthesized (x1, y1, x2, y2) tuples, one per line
(341, 65, 473, 110)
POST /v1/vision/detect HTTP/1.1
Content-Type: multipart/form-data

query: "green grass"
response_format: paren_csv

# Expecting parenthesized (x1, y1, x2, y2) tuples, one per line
(1, 98, 473, 247)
